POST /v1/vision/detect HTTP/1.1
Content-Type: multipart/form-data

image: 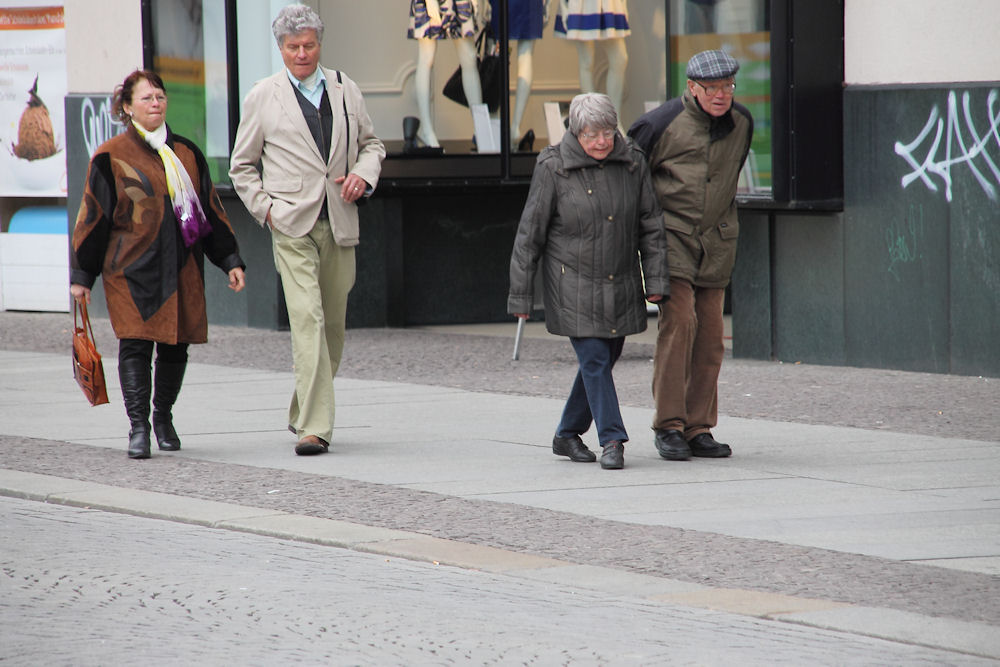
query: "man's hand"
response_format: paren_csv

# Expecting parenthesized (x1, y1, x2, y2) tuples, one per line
(335, 175, 368, 204)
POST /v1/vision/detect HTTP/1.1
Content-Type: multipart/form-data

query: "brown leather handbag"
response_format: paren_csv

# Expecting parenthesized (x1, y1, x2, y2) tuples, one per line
(72, 301, 109, 406)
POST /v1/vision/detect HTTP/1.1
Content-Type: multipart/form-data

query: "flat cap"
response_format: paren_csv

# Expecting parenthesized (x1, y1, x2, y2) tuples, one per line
(686, 50, 740, 80)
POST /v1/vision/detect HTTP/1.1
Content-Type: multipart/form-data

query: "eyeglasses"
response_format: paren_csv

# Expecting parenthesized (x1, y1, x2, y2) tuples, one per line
(136, 94, 168, 104)
(579, 129, 616, 141)
(694, 81, 736, 97)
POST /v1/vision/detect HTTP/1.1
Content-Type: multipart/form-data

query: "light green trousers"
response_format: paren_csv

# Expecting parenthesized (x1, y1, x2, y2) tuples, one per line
(271, 219, 355, 444)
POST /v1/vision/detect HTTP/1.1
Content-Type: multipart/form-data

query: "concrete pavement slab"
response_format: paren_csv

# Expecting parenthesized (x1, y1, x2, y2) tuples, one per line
(216, 513, 418, 547)
(778, 606, 1000, 661)
(653, 588, 852, 618)
(355, 536, 568, 572)
(0, 468, 101, 500)
(509, 563, 711, 597)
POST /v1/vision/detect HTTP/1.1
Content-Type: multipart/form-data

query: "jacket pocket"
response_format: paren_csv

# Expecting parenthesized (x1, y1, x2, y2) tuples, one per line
(664, 216, 696, 236)
(263, 175, 302, 195)
(718, 219, 739, 240)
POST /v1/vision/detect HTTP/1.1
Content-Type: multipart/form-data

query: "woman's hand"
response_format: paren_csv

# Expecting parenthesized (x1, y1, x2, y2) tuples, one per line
(514, 313, 529, 320)
(228, 267, 246, 293)
(70, 284, 91, 305)
(647, 294, 664, 303)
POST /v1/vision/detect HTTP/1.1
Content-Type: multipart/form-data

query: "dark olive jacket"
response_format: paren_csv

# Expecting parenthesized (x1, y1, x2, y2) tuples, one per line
(507, 132, 669, 338)
(629, 92, 753, 288)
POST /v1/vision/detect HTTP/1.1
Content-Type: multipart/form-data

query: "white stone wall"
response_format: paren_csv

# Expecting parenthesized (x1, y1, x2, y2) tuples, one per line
(845, 0, 1000, 84)
(64, 0, 143, 93)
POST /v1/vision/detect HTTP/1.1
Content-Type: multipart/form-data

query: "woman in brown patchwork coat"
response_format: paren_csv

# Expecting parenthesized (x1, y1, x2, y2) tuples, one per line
(70, 70, 246, 459)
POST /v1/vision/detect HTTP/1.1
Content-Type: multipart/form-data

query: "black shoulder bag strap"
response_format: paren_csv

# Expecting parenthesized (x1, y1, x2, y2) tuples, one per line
(337, 70, 366, 206)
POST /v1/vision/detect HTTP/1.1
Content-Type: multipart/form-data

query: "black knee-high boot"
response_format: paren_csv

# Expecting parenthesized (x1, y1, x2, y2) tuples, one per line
(119, 355, 152, 459)
(152, 359, 186, 451)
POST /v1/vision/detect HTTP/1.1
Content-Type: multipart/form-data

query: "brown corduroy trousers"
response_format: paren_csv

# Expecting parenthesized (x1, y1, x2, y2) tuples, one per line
(651, 278, 726, 439)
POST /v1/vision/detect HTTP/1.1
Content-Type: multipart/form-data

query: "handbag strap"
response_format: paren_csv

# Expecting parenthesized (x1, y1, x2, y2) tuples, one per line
(74, 300, 96, 342)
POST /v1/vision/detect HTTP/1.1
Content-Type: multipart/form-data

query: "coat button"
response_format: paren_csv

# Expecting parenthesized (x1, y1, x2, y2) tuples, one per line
(608, 274, 614, 280)
(607, 215, 613, 221)
(611, 328, 617, 334)
(587, 189, 592, 195)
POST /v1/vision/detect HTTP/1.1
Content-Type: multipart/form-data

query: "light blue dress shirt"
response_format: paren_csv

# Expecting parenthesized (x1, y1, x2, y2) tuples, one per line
(286, 67, 326, 108)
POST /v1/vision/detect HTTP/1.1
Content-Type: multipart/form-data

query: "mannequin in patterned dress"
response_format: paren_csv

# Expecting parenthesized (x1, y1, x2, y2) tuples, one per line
(408, 0, 484, 147)
(554, 0, 630, 124)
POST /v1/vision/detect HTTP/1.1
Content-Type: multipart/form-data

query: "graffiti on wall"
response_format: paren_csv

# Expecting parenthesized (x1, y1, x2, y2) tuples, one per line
(894, 89, 1000, 203)
(885, 204, 924, 282)
(79, 96, 125, 158)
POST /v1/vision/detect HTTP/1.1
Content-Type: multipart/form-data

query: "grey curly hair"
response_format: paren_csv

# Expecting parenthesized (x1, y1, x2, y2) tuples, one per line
(567, 93, 618, 136)
(272, 4, 324, 46)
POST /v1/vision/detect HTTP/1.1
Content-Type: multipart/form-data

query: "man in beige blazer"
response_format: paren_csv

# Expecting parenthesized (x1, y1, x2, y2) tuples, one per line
(230, 4, 385, 456)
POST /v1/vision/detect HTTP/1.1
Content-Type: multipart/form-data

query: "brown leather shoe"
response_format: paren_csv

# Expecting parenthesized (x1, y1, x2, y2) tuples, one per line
(294, 435, 329, 456)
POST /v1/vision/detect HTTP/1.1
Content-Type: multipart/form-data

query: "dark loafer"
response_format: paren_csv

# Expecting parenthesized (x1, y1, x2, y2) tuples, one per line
(552, 434, 597, 462)
(688, 433, 732, 458)
(295, 435, 329, 456)
(600, 441, 625, 469)
(654, 429, 691, 460)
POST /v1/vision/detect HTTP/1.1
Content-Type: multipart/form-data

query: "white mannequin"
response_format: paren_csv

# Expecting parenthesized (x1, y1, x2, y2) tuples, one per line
(510, 39, 536, 146)
(414, 0, 483, 147)
(572, 37, 628, 128)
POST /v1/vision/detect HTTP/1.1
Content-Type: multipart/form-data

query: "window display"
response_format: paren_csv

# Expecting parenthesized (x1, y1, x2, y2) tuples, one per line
(149, 0, 232, 185)
(668, 0, 771, 194)
(145, 1, 772, 191)
(408, 0, 487, 149)
(491, 0, 549, 150)
(553, 0, 631, 128)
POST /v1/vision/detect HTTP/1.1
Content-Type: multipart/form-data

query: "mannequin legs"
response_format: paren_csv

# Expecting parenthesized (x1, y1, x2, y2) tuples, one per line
(454, 37, 482, 107)
(603, 37, 629, 124)
(414, 37, 481, 148)
(415, 39, 440, 147)
(573, 41, 596, 93)
(511, 39, 535, 145)
(572, 37, 629, 126)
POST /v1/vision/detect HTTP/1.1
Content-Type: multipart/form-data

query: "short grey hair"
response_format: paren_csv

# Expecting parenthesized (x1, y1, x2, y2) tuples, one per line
(568, 93, 618, 136)
(272, 4, 324, 47)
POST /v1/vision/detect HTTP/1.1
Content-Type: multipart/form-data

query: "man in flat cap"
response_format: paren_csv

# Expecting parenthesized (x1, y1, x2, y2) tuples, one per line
(628, 49, 753, 461)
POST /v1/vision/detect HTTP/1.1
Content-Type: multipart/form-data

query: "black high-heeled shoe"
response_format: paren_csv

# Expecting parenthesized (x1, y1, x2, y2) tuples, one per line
(517, 129, 535, 152)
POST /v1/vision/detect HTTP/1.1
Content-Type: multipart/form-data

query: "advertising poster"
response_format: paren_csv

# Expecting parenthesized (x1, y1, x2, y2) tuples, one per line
(0, 3, 66, 196)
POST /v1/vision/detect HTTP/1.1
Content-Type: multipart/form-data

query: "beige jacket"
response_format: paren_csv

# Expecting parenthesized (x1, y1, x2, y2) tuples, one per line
(229, 67, 385, 243)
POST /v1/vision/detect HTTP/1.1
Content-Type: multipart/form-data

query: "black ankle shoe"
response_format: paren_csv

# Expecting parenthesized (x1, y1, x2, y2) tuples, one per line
(127, 424, 151, 459)
(689, 433, 732, 458)
(600, 441, 624, 469)
(517, 129, 535, 152)
(153, 413, 181, 451)
(552, 434, 596, 462)
(654, 429, 691, 460)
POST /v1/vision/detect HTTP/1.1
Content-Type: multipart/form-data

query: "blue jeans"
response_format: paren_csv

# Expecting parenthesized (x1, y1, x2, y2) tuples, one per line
(556, 337, 628, 446)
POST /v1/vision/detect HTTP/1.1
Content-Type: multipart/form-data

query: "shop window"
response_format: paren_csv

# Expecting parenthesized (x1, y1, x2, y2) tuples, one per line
(146, 0, 233, 185)
(140, 0, 840, 206)
(668, 0, 771, 196)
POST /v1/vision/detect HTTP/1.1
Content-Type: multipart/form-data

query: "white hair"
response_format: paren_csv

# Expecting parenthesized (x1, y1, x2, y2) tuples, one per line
(568, 93, 618, 136)
(272, 4, 324, 46)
